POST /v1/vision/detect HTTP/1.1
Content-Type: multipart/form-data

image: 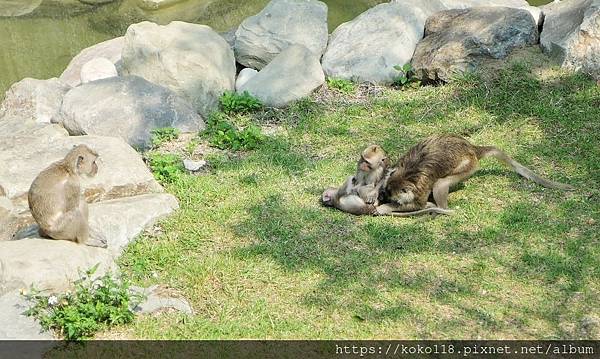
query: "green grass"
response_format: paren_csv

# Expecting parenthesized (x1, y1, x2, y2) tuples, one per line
(115, 53, 599, 340)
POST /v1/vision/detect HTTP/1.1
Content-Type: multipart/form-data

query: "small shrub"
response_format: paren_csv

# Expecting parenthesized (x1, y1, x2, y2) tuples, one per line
(203, 112, 265, 151)
(219, 91, 262, 114)
(147, 152, 184, 184)
(24, 266, 141, 341)
(326, 78, 356, 94)
(150, 127, 180, 147)
(393, 63, 421, 88)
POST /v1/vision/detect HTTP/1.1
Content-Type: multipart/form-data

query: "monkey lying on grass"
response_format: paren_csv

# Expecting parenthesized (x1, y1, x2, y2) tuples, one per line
(376, 134, 573, 215)
(322, 145, 452, 217)
(28, 144, 107, 247)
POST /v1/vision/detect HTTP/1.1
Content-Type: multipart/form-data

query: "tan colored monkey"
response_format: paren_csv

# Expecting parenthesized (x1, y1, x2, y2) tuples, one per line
(322, 144, 453, 216)
(377, 134, 573, 215)
(28, 144, 106, 247)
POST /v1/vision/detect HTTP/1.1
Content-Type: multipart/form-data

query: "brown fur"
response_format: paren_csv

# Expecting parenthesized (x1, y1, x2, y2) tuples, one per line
(381, 134, 573, 213)
(28, 145, 104, 247)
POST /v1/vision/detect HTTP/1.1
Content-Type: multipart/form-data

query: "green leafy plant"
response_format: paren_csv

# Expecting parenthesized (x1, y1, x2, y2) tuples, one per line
(219, 91, 262, 114)
(24, 266, 141, 341)
(393, 63, 421, 88)
(147, 152, 184, 184)
(326, 77, 356, 94)
(150, 127, 180, 147)
(203, 112, 265, 151)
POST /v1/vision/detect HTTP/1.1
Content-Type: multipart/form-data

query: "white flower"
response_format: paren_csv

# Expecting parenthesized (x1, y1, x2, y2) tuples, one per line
(47, 296, 58, 306)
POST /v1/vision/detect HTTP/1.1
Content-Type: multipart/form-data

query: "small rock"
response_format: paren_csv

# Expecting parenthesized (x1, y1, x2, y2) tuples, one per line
(130, 285, 193, 315)
(239, 44, 325, 107)
(588, 218, 596, 225)
(183, 159, 207, 172)
(60, 36, 124, 87)
(234, 0, 329, 70)
(80, 57, 118, 84)
(235, 68, 258, 92)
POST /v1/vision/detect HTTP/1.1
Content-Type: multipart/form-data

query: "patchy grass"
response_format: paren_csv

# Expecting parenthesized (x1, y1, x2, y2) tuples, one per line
(115, 54, 599, 339)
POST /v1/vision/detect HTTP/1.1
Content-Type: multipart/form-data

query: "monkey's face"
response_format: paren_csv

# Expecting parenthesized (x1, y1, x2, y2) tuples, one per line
(358, 145, 389, 172)
(76, 152, 99, 177)
(386, 179, 416, 205)
(321, 187, 337, 207)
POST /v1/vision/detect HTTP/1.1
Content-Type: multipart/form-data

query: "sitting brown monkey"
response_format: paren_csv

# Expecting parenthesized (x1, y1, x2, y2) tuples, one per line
(28, 144, 107, 247)
(322, 145, 452, 216)
(377, 134, 573, 214)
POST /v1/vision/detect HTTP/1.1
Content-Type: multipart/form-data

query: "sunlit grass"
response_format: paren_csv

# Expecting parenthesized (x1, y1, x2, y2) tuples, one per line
(115, 53, 600, 340)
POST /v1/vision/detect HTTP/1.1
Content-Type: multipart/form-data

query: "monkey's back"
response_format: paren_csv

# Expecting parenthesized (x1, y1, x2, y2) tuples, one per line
(390, 135, 478, 195)
(28, 162, 74, 228)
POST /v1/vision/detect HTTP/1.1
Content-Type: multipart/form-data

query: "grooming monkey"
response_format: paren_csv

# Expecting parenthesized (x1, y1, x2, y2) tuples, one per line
(322, 145, 453, 216)
(377, 135, 573, 215)
(28, 144, 106, 247)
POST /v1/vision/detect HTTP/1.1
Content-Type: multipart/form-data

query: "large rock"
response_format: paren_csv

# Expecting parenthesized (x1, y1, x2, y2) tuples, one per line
(0, 78, 71, 124)
(438, 0, 542, 25)
(0, 290, 53, 340)
(88, 193, 179, 255)
(0, 135, 162, 206)
(80, 57, 118, 84)
(234, 0, 329, 70)
(322, 1, 446, 84)
(0, 239, 115, 295)
(239, 45, 324, 107)
(122, 21, 235, 117)
(60, 36, 124, 87)
(56, 76, 204, 149)
(412, 6, 538, 82)
(0, 0, 42, 17)
(541, 0, 600, 80)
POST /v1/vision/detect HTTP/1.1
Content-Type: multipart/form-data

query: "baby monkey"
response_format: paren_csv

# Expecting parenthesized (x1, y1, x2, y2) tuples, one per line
(322, 145, 452, 216)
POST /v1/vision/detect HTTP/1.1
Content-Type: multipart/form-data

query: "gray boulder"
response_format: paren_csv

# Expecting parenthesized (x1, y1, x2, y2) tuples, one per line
(80, 57, 118, 84)
(0, 0, 41, 17)
(322, 1, 446, 84)
(412, 7, 538, 82)
(0, 290, 53, 340)
(0, 135, 162, 206)
(0, 78, 71, 124)
(0, 238, 115, 295)
(122, 21, 236, 118)
(438, 0, 542, 25)
(239, 45, 324, 107)
(56, 76, 204, 149)
(60, 36, 124, 87)
(234, 0, 328, 70)
(541, 0, 600, 80)
(88, 193, 179, 255)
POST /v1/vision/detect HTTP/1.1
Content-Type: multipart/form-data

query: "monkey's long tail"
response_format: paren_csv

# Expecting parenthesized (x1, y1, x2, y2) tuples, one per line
(387, 207, 454, 217)
(476, 146, 574, 190)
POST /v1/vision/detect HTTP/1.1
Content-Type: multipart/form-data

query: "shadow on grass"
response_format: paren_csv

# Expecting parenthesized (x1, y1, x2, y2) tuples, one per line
(229, 54, 599, 338)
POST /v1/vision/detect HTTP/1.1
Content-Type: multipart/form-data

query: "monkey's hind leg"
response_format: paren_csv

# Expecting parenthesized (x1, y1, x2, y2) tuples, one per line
(43, 209, 85, 243)
(432, 161, 478, 209)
